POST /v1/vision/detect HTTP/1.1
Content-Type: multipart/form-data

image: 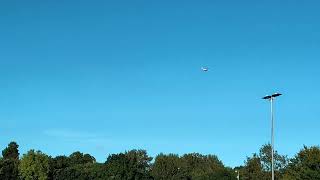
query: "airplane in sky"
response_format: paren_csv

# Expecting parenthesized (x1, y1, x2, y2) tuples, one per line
(201, 67, 209, 72)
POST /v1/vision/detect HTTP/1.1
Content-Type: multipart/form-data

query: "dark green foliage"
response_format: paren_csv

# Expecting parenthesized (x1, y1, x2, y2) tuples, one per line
(51, 156, 69, 170)
(105, 149, 152, 180)
(259, 144, 288, 173)
(283, 146, 320, 180)
(48, 155, 70, 180)
(195, 168, 237, 180)
(69, 151, 96, 166)
(181, 153, 225, 179)
(0, 158, 19, 180)
(2, 142, 19, 160)
(151, 153, 188, 180)
(240, 144, 288, 180)
(151, 153, 236, 180)
(0, 142, 20, 180)
(242, 154, 266, 180)
(49, 152, 101, 180)
(1, 141, 320, 180)
(52, 163, 107, 180)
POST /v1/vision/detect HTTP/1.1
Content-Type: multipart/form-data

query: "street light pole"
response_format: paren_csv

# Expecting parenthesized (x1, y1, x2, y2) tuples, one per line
(271, 97, 274, 180)
(263, 93, 282, 180)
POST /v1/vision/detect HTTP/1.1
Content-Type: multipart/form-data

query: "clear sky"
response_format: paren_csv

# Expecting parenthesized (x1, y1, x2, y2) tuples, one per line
(1, 0, 320, 167)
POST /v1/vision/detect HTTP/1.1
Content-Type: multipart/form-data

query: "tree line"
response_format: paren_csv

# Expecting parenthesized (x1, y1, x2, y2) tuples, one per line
(0, 141, 320, 180)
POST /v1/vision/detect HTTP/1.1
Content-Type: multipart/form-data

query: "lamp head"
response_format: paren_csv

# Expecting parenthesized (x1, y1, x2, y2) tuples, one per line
(262, 93, 282, 100)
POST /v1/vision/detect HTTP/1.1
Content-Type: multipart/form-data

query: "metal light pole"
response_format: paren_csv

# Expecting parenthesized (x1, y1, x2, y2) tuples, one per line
(263, 93, 282, 180)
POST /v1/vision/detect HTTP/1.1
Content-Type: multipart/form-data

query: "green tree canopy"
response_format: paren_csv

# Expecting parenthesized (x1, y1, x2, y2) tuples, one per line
(259, 143, 288, 172)
(48, 155, 70, 180)
(284, 146, 320, 180)
(51, 163, 107, 180)
(0, 142, 20, 180)
(0, 158, 19, 180)
(2, 142, 19, 160)
(181, 153, 225, 179)
(69, 151, 96, 166)
(151, 153, 188, 180)
(240, 144, 288, 180)
(152, 152, 235, 180)
(2, 140, 320, 180)
(242, 153, 265, 180)
(19, 150, 50, 180)
(49, 152, 102, 180)
(105, 149, 152, 180)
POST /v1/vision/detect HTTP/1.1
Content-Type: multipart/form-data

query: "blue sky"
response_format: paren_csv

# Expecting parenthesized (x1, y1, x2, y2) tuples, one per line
(0, 0, 320, 167)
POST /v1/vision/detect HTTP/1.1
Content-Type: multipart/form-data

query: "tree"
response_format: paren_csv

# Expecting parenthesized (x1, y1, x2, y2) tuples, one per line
(49, 152, 103, 180)
(196, 168, 237, 180)
(242, 154, 266, 180)
(69, 152, 95, 166)
(19, 150, 50, 180)
(0, 142, 20, 180)
(259, 144, 288, 179)
(259, 144, 288, 172)
(2, 142, 19, 160)
(48, 155, 69, 180)
(52, 163, 108, 180)
(283, 146, 320, 180)
(152, 153, 236, 180)
(50, 156, 69, 170)
(0, 158, 19, 180)
(241, 144, 288, 180)
(181, 153, 226, 179)
(151, 153, 188, 180)
(105, 149, 152, 180)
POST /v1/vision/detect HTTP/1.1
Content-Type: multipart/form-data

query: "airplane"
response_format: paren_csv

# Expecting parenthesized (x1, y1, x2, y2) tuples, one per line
(201, 67, 209, 72)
